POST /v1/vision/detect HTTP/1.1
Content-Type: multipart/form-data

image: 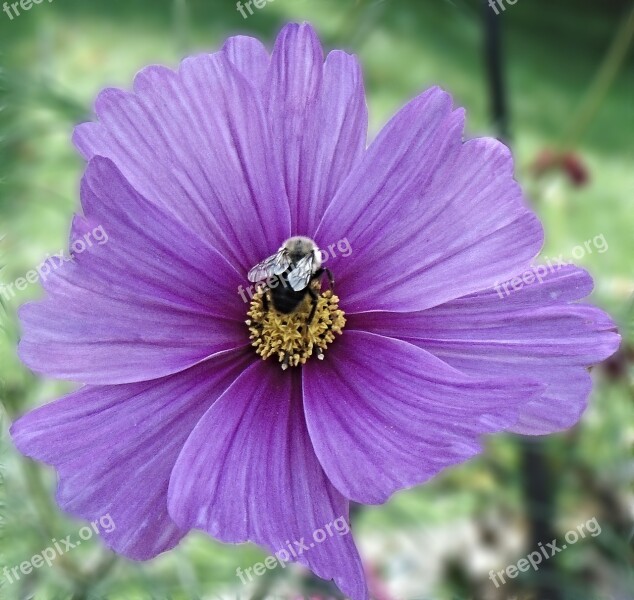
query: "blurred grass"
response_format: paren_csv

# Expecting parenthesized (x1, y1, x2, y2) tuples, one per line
(0, 0, 633, 599)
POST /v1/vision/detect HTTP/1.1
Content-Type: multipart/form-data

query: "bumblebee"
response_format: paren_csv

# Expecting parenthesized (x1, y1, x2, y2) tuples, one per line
(247, 236, 334, 324)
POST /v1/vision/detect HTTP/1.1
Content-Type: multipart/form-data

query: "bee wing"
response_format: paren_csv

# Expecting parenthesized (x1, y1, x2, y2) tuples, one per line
(287, 253, 314, 291)
(247, 250, 291, 283)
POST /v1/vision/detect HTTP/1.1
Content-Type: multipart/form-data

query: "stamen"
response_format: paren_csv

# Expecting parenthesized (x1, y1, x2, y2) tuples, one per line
(246, 284, 345, 368)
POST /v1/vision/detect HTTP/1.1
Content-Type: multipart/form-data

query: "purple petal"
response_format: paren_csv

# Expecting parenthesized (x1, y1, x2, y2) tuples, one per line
(303, 330, 543, 504)
(222, 35, 270, 89)
(73, 51, 290, 273)
(266, 23, 368, 233)
(168, 362, 368, 600)
(348, 266, 620, 434)
(10, 350, 253, 560)
(19, 157, 248, 385)
(315, 87, 543, 313)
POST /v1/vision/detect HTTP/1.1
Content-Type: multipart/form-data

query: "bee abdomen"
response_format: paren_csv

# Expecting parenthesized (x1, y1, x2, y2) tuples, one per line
(269, 284, 306, 314)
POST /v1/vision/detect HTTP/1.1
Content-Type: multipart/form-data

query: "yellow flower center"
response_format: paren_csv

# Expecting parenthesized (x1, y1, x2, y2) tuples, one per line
(246, 284, 346, 369)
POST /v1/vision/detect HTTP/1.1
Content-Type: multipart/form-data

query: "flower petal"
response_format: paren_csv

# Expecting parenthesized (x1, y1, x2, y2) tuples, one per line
(303, 330, 543, 504)
(265, 23, 368, 233)
(348, 266, 620, 434)
(315, 87, 543, 313)
(222, 35, 270, 89)
(10, 349, 253, 560)
(168, 362, 368, 600)
(73, 51, 290, 272)
(19, 157, 248, 385)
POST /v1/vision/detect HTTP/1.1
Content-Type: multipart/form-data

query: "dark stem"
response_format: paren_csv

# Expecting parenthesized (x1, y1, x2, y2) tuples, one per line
(482, 0, 510, 143)
(521, 438, 562, 600)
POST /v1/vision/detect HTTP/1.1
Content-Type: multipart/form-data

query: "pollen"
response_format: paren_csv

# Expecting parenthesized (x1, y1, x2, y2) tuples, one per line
(246, 285, 346, 369)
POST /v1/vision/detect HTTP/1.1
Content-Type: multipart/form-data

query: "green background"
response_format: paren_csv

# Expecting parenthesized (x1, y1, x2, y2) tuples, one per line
(1, 0, 633, 598)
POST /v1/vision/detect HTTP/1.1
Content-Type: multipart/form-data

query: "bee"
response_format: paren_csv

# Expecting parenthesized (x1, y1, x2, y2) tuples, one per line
(248, 236, 334, 324)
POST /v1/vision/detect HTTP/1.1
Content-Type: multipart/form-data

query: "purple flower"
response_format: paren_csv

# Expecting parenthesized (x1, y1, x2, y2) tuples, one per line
(11, 23, 619, 600)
